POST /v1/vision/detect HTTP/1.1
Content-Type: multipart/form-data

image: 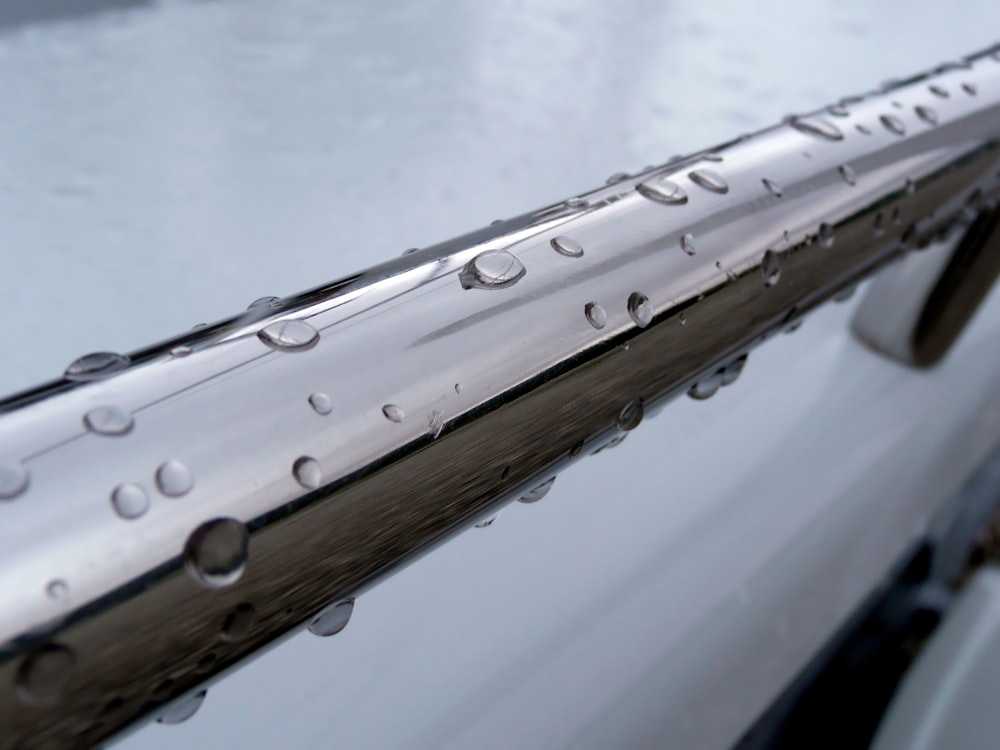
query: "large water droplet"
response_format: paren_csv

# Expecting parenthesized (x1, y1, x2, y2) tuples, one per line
(247, 296, 281, 310)
(636, 176, 688, 205)
(170, 345, 192, 358)
(929, 84, 949, 98)
(838, 164, 857, 186)
(584, 302, 607, 329)
(762, 178, 783, 197)
(157, 690, 207, 725)
(111, 482, 149, 519)
(761, 250, 781, 287)
(880, 114, 906, 135)
(184, 518, 249, 589)
(258, 319, 319, 352)
(680, 233, 696, 256)
(789, 116, 844, 141)
(308, 599, 354, 637)
(0, 461, 29, 499)
(605, 172, 629, 185)
(915, 105, 939, 125)
(550, 236, 584, 258)
(83, 405, 133, 436)
(16, 644, 75, 706)
(689, 372, 724, 400)
(617, 399, 644, 431)
(688, 168, 729, 194)
(308, 392, 333, 415)
(382, 404, 404, 423)
(818, 223, 835, 248)
(155, 459, 193, 497)
(627, 292, 652, 327)
(221, 603, 257, 642)
(962, 82, 978, 96)
(292, 456, 322, 490)
(519, 476, 556, 504)
(65, 352, 129, 380)
(721, 354, 747, 386)
(459, 249, 526, 290)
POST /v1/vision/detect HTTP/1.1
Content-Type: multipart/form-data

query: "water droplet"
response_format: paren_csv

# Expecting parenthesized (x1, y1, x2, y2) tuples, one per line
(16, 644, 75, 706)
(308, 392, 333, 415)
(402, 247, 421, 256)
(679, 312, 688, 326)
(605, 172, 629, 184)
(880, 114, 906, 135)
(838, 164, 857, 186)
(874, 212, 885, 236)
(184, 518, 249, 589)
(928, 84, 950, 100)
(761, 250, 781, 287)
(584, 302, 607, 330)
(636, 176, 688, 205)
(501, 466, 511, 481)
(716, 261, 737, 283)
(855, 123, 872, 135)
(157, 690, 207, 725)
(65, 352, 129, 380)
(962, 82, 978, 96)
(292, 456, 322, 490)
(257, 319, 319, 352)
(834, 285, 858, 303)
(308, 599, 354, 637)
(170, 345, 192, 358)
(191, 323, 207, 330)
(680, 233, 696, 256)
(221, 603, 257, 642)
(247, 296, 281, 310)
(155, 460, 193, 497)
(617, 399, 644, 431)
(828, 104, 849, 117)
(0, 461, 29, 499)
(46, 579, 68, 601)
(892, 100, 904, 109)
(789, 116, 844, 141)
(703, 153, 724, 162)
(721, 355, 747, 386)
(688, 168, 729, 194)
(762, 178, 782, 197)
(111, 482, 149, 519)
(83, 405, 133, 436)
(915, 105, 938, 125)
(519, 476, 556, 504)
(550, 236, 584, 258)
(627, 292, 652, 327)
(454, 383, 464, 394)
(689, 372, 723, 400)
(382, 404, 404, 423)
(475, 512, 500, 528)
(459, 249, 526, 290)
(818, 223, 835, 248)
(564, 197, 587, 209)
(427, 410, 445, 439)
(905, 178, 917, 195)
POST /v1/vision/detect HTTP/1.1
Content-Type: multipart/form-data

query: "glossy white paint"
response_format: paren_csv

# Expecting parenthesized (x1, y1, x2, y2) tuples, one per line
(1, 1, 998, 748)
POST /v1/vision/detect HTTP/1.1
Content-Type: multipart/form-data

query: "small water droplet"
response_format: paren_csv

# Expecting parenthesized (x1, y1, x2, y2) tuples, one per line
(170, 345, 192, 358)
(905, 178, 917, 195)
(605, 171, 629, 184)
(703, 153, 724, 162)
(915, 105, 938, 125)
(221, 603, 257, 642)
(428, 410, 445, 439)
(564, 197, 587, 209)
(716, 261, 737, 283)
(617, 399, 644, 431)
(519, 476, 556, 504)
(475, 512, 501, 527)
(191, 323, 207, 330)
(459, 249, 526, 289)
(308, 599, 354, 637)
(501, 466, 511, 481)
(880, 114, 906, 135)
(65, 352, 129, 380)
(184, 518, 249, 589)
(679, 312, 687, 326)
(828, 104, 849, 117)
(874, 212, 885, 236)
(292, 456, 322, 490)
(382, 404, 404, 423)
(308, 392, 333, 415)
(584, 302, 607, 329)
(402, 247, 421, 256)
(689, 372, 723, 400)
(838, 164, 857, 186)
(762, 178, 783, 197)
(929, 84, 949, 99)
(855, 123, 872, 135)
(46, 579, 68, 601)
(0, 461, 29, 499)
(155, 459, 193, 497)
(721, 355, 747, 386)
(891, 100, 904, 109)
(688, 168, 729, 194)
(454, 383, 464, 394)
(627, 292, 652, 327)
(83, 405, 133, 436)
(680, 233, 696, 256)
(247, 296, 281, 310)
(962, 82, 978, 96)
(16, 644, 75, 706)
(636, 176, 688, 205)
(111, 482, 149, 519)
(550, 236, 584, 258)
(257, 319, 319, 352)
(789, 116, 844, 141)
(761, 250, 781, 287)
(157, 690, 207, 725)
(818, 223, 835, 248)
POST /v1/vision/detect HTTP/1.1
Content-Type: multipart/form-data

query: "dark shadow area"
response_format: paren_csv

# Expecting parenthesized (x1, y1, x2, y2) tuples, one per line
(0, 0, 153, 33)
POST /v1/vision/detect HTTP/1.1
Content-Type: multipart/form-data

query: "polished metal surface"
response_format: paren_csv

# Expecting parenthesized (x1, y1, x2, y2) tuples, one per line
(1, 44, 1000, 747)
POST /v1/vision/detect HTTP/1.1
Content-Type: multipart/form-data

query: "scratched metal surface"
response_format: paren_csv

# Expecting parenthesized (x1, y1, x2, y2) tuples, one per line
(1, 1, 999, 749)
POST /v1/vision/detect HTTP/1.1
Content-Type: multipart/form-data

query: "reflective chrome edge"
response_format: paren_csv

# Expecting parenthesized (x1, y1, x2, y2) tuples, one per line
(0, 45, 999, 748)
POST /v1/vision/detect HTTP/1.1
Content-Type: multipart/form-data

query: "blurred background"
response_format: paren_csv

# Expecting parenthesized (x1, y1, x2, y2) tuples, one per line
(1, 1, 998, 747)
